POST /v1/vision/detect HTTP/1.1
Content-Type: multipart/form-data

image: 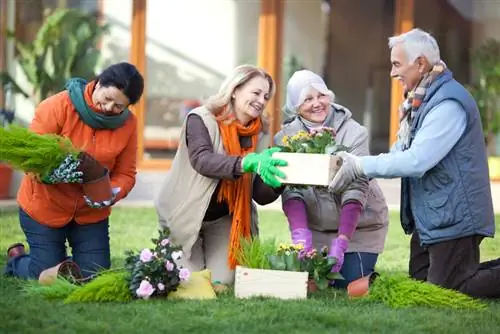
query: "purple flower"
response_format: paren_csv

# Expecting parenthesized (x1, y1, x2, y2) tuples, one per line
(179, 267, 191, 281)
(140, 249, 154, 263)
(165, 260, 174, 271)
(136, 280, 155, 299)
(157, 283, 165, 291)
(160, 238, 170, 247)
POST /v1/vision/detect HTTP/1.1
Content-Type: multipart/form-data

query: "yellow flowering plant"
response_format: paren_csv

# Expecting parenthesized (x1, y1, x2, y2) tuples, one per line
(279, 127, 348, 154)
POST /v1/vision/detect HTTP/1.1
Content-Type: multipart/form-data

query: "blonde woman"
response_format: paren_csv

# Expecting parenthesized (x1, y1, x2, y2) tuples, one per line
(155, 65, 287, 286)
(275, 70, 389, 288)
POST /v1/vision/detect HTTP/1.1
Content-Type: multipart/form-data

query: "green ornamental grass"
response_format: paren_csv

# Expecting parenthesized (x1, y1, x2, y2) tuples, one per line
(64, 270, 132, 303)
(0, 125, 80, 179)
(366, 273, 487, 310)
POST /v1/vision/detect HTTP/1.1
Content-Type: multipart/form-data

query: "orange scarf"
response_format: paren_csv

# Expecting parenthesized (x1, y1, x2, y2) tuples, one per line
(217, 114, 262, 269)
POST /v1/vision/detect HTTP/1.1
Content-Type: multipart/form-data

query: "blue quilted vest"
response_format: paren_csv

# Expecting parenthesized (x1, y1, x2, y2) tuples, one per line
(400, 70, 495, 246)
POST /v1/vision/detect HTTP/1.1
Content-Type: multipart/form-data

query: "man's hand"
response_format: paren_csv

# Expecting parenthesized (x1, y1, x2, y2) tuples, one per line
(328, 151, 364, 193)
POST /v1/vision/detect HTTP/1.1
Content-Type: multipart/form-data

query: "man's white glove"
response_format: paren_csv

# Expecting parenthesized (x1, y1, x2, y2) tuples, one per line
(328, 152, 365, 193)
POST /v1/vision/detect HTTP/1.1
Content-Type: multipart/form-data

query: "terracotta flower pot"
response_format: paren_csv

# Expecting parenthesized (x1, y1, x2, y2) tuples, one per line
(39, 259, 83, 285)
(77, 152, 107, 183)
(307, 279, 318, 293)
(82, 169, 113, 203)
(347, 272, 379, 298)
(0, 163, 13, 199)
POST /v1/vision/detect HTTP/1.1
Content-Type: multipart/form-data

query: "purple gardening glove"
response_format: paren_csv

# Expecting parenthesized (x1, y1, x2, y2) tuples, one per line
(291, 228, 313, 251)
(283, 198, 312, 251)
(328, 201, 363, 272)
(329, 237, 349, 273)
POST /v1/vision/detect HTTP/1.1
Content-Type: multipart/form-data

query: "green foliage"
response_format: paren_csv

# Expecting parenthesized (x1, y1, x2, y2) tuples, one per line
(278, 128, 348, 154)
(0, 8, 109, 105)
(22, 277, 79, 300)
(64, 270, 132, 304)
(467, 39, 500, 154)
(366, 273, 487, 310)
(235, 237, 277, 269)
(0, 125, 80, 178)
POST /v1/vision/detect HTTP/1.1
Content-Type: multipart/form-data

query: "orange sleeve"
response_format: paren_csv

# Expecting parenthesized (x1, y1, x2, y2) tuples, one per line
(110, 123, 138, 202)
(30, 96, 66, 135)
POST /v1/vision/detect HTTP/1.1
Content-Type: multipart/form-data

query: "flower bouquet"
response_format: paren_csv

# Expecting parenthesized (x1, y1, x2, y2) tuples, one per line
(124, 227, 191, 300)
(21, 228, 191, 303)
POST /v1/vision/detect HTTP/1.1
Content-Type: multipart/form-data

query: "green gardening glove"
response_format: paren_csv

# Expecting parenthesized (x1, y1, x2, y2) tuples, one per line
(242, 147, 288, 188)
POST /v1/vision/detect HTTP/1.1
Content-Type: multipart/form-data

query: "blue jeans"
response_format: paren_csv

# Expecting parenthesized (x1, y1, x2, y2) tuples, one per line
(4, 209, 111, 279)
(333, 252, 379, 289)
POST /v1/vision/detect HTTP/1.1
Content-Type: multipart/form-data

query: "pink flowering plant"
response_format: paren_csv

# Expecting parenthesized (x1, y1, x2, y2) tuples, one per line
(268, 243, 343, 290)
(124, 228, 191, 300)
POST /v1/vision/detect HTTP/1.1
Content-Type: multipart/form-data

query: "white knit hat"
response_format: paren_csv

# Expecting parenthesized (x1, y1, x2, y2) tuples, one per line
(284, 70, 335, 119)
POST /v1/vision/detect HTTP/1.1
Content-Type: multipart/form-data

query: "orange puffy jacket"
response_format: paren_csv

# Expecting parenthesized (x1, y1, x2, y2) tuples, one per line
(17, 81, 137, 227)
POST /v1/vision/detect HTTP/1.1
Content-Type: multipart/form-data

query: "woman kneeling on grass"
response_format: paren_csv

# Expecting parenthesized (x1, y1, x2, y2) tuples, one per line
(275, 70, 389, 288)
(4, 62, 144, 281)
(155, 65, 287, 288)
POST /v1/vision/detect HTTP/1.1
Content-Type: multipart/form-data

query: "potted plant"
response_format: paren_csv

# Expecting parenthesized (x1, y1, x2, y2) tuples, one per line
(0, 107, 15, 199)
(0, 8, 109, 105)
(467, 38, 500, 180)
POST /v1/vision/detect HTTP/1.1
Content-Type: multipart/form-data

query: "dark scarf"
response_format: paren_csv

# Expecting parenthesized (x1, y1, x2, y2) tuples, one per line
(65, 78, 130, 130)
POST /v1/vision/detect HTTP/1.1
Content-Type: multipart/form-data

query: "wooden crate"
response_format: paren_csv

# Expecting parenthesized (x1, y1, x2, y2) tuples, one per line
(234, 266, 308, 300)
(272, 152, 343, 186)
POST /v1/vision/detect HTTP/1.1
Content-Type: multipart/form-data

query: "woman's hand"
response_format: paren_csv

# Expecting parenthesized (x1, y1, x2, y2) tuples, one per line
(242, 147, 288, 188)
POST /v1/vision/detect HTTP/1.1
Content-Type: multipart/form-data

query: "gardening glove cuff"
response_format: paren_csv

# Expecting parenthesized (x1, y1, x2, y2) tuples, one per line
(41, 153, 84, 184)
(84, 187, 121, 209)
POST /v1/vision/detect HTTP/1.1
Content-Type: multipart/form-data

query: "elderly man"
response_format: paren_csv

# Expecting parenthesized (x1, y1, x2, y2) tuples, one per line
(329, 28, 499, 298)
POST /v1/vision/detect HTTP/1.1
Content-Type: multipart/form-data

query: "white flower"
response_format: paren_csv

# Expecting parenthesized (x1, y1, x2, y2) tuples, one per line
(171, 250, 183, 260)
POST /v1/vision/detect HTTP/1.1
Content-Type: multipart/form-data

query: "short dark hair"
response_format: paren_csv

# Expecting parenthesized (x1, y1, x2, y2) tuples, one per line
(96, 62, 144, 105)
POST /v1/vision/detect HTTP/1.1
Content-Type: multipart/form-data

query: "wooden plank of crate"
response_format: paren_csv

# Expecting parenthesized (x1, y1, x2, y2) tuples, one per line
(234, 266, 308, 300)
(271, 152, 343, 186)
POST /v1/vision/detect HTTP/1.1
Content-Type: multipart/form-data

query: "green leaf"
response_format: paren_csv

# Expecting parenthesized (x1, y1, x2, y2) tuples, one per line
(268, 255, 287, 271)
(315, 278, 330, 290)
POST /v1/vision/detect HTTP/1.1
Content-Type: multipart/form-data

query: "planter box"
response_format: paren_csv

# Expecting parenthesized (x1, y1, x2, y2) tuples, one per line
(234, 265, 308, 300)
(272, 152, 342, 186)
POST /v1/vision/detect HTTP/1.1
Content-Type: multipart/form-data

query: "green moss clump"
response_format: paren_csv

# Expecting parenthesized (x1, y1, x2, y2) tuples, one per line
(367, 274, 487, 310)
(64, 270, 132, 304)
(0, 125, 80, 178)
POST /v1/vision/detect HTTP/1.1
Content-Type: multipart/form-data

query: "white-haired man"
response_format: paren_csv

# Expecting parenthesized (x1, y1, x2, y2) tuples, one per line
(329, 28, 499, 298)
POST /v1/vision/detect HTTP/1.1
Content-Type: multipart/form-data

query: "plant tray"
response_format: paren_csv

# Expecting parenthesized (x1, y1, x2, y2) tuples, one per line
(234, 266, 308, 300)
(272, 152, 343, 186)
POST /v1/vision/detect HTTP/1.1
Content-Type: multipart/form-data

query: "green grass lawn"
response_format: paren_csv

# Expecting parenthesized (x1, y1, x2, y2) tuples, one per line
(0, 207, 499, 334)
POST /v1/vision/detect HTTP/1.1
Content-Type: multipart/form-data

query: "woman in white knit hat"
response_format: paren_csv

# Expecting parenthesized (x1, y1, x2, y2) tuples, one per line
(274, 70, 389, 288)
